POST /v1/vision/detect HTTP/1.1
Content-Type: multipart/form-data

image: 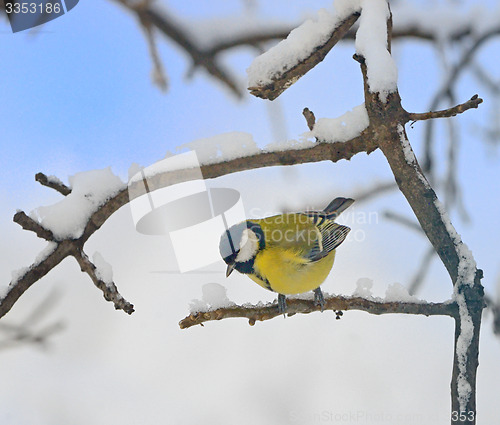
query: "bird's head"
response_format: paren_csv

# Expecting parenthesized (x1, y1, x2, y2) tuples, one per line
(219, 221, 265, 277)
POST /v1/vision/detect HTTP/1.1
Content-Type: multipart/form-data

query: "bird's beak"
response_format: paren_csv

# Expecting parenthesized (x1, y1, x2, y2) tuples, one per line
(226, 262, 236, 277)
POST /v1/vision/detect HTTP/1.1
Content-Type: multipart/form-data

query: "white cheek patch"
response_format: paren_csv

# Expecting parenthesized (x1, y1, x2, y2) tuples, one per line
(236, 229, 259, 262)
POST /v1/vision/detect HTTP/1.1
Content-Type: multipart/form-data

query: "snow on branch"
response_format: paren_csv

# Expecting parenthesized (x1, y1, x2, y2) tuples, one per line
(3, 132, 379, 320)
(179, 294, 457, 329)
(74, 250, 134, 315)
(248, 5, 361, 100)
(4, 2, 490, 419)
(3, 90, 482, 323)
(355, 0, 397, 102)
(35, 172, 71, 196)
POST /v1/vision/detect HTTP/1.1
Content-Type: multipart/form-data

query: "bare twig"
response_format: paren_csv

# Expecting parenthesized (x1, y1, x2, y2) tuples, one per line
(408, 94, 483, 122)
(179, 295, 457, 329)
(352, 181, 397, 203)
(408, 247, 436, 295)
(207, 28, 293, 55)
(0, 289, 64, 350)
(302, 107, 316, 131)
(114, 0, 242, 97)
(0, 321, 64, 350)
(383, 210, 423, 234)
(139, 6, 168, 91)
(73, 250, 135, 314)
(423, 26, 500, 174)
(13, 211, 54, 241)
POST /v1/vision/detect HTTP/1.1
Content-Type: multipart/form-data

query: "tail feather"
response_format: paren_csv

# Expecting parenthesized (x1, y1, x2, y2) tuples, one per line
(323, 197, 354, 219)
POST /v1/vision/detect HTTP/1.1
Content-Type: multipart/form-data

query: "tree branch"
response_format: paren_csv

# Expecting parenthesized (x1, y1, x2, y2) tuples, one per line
(302, 107, 316, 131)
(383, 210, 424, 234)
(408, 94, 483, 122)
(113, 0, 242, 97)
(408, 247, 436, 295)
(4, 131, 377, 320)
(13, 211, 54, 241)
(248, 12, 360, 100)
(0, 241, 71, 319)
(179, 295, 457, 329)
(72, 250, 135, 314)
(355, 8, 484, 421)
(35, 172, 71, 196)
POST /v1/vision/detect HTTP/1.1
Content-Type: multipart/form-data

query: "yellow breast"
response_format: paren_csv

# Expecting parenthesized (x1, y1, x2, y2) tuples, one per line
(252, 247, 336, 295)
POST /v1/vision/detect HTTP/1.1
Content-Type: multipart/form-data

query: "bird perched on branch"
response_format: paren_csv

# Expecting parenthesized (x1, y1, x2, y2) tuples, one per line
(219, 197, 354, 314)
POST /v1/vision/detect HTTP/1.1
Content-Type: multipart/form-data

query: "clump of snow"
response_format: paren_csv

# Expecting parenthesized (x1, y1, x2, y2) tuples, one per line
(264, 137, 315, 153)
(247, 1, 362, 87)
(93, 252, 114, 287)
(45, 175, 65, 186)
(397, 124, 416, 166)
(128, 151, 203, 187)
(433, 199, 477, 411)
(352, 277, 374, 298)
(189, 283, 236, 313)
(310, 104, 369, 142)
(128, 163, 144, 181)
(355, 0, 398, 102)
(10, 266, 28, 287)
(6, 242, 58, 298)
(31, 168, 125, 240)
(434, 200, 477, 288)
(384, 283, 424, 303)
(453, 289, 474, 411)
(397, 124, 431, 189)
(178, 132, 260, 165)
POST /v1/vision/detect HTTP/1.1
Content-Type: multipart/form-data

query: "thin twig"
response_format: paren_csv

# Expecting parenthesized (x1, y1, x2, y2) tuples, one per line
(35, 172, 71, 196)
(408, 246, 436, 295)
(383, 210, 423, 234)
(139, 6, 168, 91)
(352, 181, 397, 203)
(302, 107, 316, 131)
(408, 94, 483, 122)
(13, 211, 54, 241)
(73, 250, 135, 314)
(114, 0, 242, 97)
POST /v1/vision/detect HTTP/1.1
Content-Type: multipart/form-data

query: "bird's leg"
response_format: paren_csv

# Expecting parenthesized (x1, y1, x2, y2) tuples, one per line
(313, 287, 325, 312)
(277, 294, 287, 316)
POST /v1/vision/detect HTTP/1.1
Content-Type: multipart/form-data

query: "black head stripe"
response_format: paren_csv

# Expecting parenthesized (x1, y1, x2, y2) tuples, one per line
(247, 221, 265, 250)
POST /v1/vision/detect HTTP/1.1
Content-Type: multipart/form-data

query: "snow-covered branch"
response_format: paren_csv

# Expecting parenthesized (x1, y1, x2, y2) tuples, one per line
(3, 131, 379, 320)
(179, 294, 457, 329)
(248, 8, 361, 100)
(351, 3, 484, 421)
(35, 172, 71, 196)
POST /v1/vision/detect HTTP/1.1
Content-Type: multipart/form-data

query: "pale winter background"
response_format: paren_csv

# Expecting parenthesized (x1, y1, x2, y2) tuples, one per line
(1, 0, 499, 424)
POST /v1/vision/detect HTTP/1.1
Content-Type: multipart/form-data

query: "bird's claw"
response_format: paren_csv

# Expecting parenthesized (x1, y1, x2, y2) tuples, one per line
(313, 287, 326, 312)
(277, 294, 287, 317)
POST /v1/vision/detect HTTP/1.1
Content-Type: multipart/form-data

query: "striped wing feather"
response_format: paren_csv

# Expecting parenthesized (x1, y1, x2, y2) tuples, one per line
(306, 221, 351, 262)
